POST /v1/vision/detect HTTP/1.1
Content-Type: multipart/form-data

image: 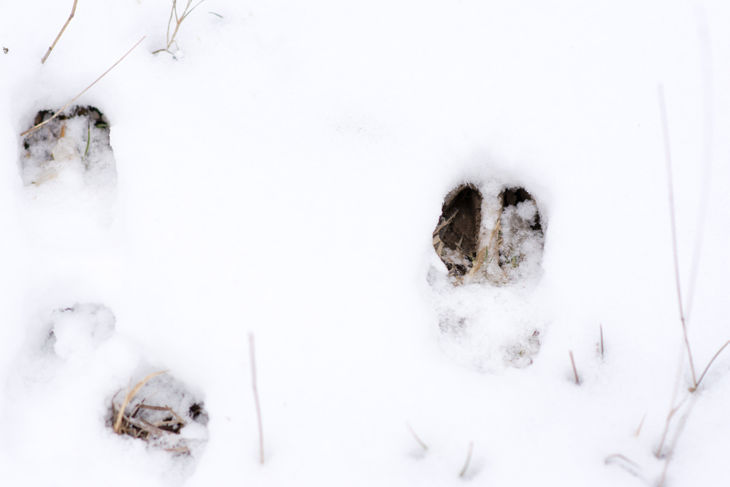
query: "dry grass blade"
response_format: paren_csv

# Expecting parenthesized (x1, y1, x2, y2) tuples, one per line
(41, 0, 78, 64)
(459, 441, 474, 478)
(113, 370, 167, 434)
(249, 333, 265, 465)
(604, 454, 642, 478)
(634, 413, 646, 437)
(406, 423, 428, 451)
(655, 395, 688, 458)
(22, 36, 146, 138)
(599, 324, 605, 359)
(569, 350, 580, 385)
(658, 85, 698, 388)
(693, 340, 730, 391)
(153, 0, 205, 55)
(657, 397, 696, 487)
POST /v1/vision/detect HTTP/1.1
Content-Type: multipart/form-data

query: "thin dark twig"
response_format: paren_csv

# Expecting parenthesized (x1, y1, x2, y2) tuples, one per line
(569, 350, 580, 385)
(41, 0, 78, 64)
(634, 413, 646, 437)
(599, 324, 605, 359)
(657, 398, 696, 487)
(459, 441, 474, 478)
(154, 0, 205, 55)
(406, 423, 428, 451)
(604, 454, 643, 478)
(22, 36, 146, 137)
(687, 7, 714, 320)
(693, 340, 730, 391)
(249, 333, 264, 465)
(655, 395, 689, 458)
(658, 85, 698, 388)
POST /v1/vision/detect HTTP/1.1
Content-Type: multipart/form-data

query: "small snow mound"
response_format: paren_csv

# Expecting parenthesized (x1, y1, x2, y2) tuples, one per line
(45, 303, 116, 360)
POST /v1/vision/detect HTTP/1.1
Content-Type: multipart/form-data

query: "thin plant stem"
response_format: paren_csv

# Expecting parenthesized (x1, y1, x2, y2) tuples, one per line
(693, 340, 730, 391)
(41, 0, 78, 64)
(459, 441, 474, 478)
(658, 85, 698, 388)
(406, 423, 428, 451)
(599, 324, 605, 359)
(655, 395, 688, 458)
(569, 350, 580, 385)
(22, 36, 146, 137)
(249, 333, 264, 465)
(113, 370, 167, 433)
(153, 0, 205, 55)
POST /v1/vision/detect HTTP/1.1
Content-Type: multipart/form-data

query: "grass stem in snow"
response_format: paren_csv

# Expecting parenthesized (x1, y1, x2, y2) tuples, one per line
(599, 324, 605, 360)
(249, 333, 264, 465)
(40, 0, 77, 64)
(406, 423, 428, 452)
(569, 351, 580, 385)
(459, 441, 474, 478)
(22, 36, 146, 137)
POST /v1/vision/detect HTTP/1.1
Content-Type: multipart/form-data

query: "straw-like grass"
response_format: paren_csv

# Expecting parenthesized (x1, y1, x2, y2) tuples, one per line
(113, 370, 167, 433)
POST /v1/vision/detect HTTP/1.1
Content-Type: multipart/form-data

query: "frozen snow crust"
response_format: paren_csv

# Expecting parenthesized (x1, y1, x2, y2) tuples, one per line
(2, 1, 730, 486)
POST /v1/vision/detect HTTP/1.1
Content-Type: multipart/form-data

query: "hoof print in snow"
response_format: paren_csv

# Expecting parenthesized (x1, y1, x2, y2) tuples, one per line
(21, 105, 116, 187)
(433, 184, 483, 277)
(109, 371, 209, 456)
(493, 187, 544, 284)
(433, 182, 544, 285)
(43, 303, 116, 359)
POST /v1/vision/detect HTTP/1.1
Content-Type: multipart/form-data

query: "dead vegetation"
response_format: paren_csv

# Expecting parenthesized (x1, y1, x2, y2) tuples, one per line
(21, 37, 145, 138)
(110, 370, 208, 455)
(153, 0, 205, 58)
(40, 0, 77, 64)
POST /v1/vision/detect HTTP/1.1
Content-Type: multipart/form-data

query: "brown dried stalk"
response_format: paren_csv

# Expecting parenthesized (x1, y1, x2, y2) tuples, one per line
(458, 441, 474, 478)
(659, 86, 729, 393)
(599, 324, 605, 359)
(153, 0, 205, 56)
(113, 370, 167, 433)
(406, 423, 428, 451)
(22, 36, 146, 138)
(41, 0, 78, 64)
(569, 350, 580, 385)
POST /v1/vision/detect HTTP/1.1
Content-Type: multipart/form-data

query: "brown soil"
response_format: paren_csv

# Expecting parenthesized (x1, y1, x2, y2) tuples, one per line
(433, 184, 482, 276)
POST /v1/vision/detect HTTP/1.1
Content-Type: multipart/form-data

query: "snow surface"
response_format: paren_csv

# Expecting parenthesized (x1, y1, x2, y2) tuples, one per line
(1, 0, 730, 485)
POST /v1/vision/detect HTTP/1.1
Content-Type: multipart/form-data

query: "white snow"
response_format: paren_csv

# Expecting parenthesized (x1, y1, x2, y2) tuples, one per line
(1, 0, 730, 486)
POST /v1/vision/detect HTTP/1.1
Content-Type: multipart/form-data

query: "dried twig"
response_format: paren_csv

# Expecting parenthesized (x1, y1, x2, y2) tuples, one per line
(604, 454, 643, 479)
(249, 333, 264, 465)
(21, 36, 146, 138)
(153, 0, 205, 56)
(113, 370, 167, 434)
(459, 441, 474, 478)
(41, 0, 78, 64)
(599, 324, 605, 360)
(692, 340, 730, 392)
(634, 413, 646, 437)
(655, 395, 689, 458)
(657, 398, 696, 487)
(406, 423, 428, 451)
(659, 86, 729, 393)
(569, 350, 580, 385)
(659, 85, 699, 388)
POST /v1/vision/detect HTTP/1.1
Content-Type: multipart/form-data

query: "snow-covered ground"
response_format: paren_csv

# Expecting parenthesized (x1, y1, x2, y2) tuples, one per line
(1, 1, 729, 485)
